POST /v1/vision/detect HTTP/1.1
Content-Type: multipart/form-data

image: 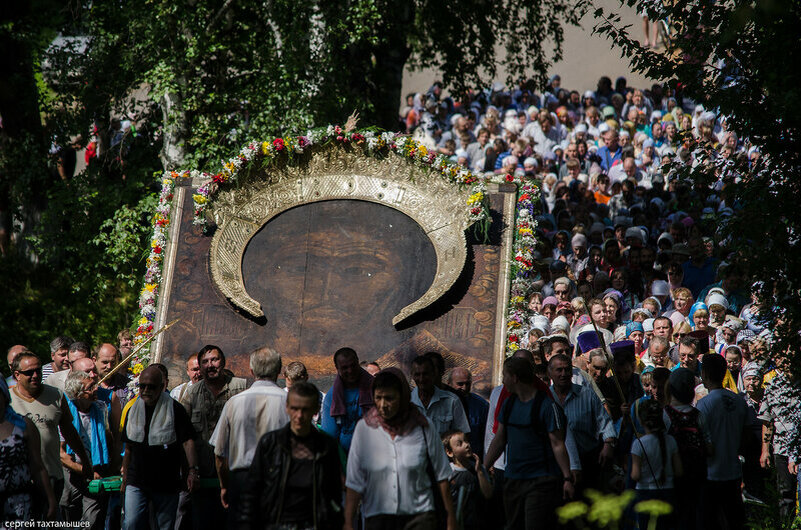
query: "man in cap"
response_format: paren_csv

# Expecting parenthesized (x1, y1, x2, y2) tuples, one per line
(597, 341, 643, 422)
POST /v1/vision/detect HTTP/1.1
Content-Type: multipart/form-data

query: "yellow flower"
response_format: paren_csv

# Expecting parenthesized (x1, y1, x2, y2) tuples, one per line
(145, 283, 157, 292)
(193, 194, 207, 205)
(138, 317, 148, 326)
(418, 145, 428, 156)
(224, 162, 235, 172)
(132, 363, 144, 375)
(467, 192, 484, 205)
(262, 141, 270, 155)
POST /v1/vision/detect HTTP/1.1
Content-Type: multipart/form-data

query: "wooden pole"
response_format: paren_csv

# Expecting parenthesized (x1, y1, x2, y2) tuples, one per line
(94, 318, 180, 388)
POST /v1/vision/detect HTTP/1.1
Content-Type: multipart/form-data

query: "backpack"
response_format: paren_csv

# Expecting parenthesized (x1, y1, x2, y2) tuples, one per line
(665, 405, 707, 479)
(501, 391, 548, 437)
(500, 391, 563, 475)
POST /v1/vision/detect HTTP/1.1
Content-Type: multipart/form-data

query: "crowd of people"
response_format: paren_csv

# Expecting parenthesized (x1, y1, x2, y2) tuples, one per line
(0, 73, 794, 530)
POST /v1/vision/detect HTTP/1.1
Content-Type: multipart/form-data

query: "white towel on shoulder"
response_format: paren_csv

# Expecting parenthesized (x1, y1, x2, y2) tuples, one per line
(126, 392, 177, 446)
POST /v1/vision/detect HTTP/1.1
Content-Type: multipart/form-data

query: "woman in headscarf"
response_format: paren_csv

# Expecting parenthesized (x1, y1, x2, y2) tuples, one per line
(344, 369, 456, 530)
(0, 377, 57, 521)
(688, 301, 708, 330)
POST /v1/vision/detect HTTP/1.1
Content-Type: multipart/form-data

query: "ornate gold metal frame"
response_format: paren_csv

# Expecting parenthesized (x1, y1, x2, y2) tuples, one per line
(207, 145, 474, 326)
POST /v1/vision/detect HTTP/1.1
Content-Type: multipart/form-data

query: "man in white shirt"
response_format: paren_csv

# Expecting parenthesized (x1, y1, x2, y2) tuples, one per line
(696, 353, 748, 530)
(169, 354, 201, 402)
(209, 347, 288, 525)
(410, 355, 470, 436)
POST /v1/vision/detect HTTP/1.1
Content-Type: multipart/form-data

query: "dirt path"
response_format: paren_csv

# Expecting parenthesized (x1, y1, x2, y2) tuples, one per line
(400, 0, 655, 108)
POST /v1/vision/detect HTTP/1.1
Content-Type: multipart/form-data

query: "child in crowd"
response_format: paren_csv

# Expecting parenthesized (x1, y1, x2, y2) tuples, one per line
(630, 398, 682, 530)
(442, 430, 492, 530)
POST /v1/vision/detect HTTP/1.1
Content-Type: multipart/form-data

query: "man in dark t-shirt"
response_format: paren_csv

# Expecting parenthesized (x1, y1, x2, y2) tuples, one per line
(484, 357, 574, 529)
(122, 366, 198, 529)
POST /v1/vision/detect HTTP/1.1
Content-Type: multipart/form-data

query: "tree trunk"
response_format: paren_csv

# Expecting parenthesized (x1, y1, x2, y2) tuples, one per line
(0, 5, 49, 257)
(368, 1, 413, 131)
(159, 84, 189, 170)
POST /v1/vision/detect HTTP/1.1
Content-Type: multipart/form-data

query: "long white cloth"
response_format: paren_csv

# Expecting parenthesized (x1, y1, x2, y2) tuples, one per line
(125, 392, 176, 446)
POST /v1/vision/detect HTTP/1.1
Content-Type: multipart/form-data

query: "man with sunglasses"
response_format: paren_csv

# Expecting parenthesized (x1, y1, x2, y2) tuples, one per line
(122, 365, 198, 530)
(10, 351, 92, 518)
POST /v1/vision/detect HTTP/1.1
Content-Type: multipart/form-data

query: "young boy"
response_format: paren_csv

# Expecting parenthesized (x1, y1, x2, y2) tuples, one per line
(442, 430, 492, 530)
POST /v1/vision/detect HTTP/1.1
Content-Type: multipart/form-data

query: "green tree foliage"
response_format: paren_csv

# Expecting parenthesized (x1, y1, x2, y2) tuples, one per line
(1, 0, 582, 357)
(593, 0, 801, 362)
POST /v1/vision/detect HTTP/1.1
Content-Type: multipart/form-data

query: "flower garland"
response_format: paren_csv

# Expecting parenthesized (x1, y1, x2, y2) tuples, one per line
(131, 170, 198, 379)
(131, 128, 538, 381)
(504, 176, 540, 354)
(191, 125, 489, 228)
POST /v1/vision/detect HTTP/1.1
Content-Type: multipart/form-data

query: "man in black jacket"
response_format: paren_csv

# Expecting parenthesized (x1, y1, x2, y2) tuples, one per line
(238, 382, 344, 529)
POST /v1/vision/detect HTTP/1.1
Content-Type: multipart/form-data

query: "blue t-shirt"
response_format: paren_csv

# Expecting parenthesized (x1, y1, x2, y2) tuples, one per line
(682, 258, 717, 298)
(500, 394, 563, 480)
(321, 387, 362, 453)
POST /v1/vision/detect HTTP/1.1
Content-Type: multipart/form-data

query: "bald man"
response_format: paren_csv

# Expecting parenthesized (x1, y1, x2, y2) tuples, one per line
(122, 366, 198, 530)
(93, 343, 134, 409)
(6, 344, 27, 387)
(447, 366, 489, 459)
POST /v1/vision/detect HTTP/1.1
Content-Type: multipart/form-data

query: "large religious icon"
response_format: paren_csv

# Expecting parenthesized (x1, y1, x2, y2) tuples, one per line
(152, 144, 515, 395)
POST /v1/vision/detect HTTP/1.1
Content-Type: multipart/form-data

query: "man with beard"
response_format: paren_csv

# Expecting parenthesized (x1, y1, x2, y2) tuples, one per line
(180, 345, 247, 530)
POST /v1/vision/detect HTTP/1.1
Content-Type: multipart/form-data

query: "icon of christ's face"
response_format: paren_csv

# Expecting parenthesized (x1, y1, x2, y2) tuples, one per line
(243, 199, 435, 356)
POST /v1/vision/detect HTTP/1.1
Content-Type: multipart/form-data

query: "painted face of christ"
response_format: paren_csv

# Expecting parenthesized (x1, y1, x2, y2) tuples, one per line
(243, 199, 435, 359)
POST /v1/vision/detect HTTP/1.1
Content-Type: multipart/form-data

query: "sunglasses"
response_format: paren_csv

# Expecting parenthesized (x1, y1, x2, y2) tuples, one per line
(16, 368, 41, 377)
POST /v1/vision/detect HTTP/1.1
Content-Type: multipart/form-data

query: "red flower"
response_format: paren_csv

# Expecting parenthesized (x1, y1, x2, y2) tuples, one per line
(212, 173, 225, 183)
(154, 246, 162, 254)
(352, 133, 365, 142)
(471, 207, 482, 215)
(509, 335, 519, 343)
(505, 174, 514, 182)
(519, 193, 530, 201)
(273, 138, 285, 151)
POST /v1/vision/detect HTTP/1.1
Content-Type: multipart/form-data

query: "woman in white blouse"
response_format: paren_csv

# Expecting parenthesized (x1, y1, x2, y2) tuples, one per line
(344, 368, 457, 530)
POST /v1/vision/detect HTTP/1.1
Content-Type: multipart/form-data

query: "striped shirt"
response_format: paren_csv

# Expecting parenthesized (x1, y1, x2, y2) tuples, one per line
(551, 383, 616, 453)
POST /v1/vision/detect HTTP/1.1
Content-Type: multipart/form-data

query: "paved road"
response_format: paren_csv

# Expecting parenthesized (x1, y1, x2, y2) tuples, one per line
(401, 0, 656, 108)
